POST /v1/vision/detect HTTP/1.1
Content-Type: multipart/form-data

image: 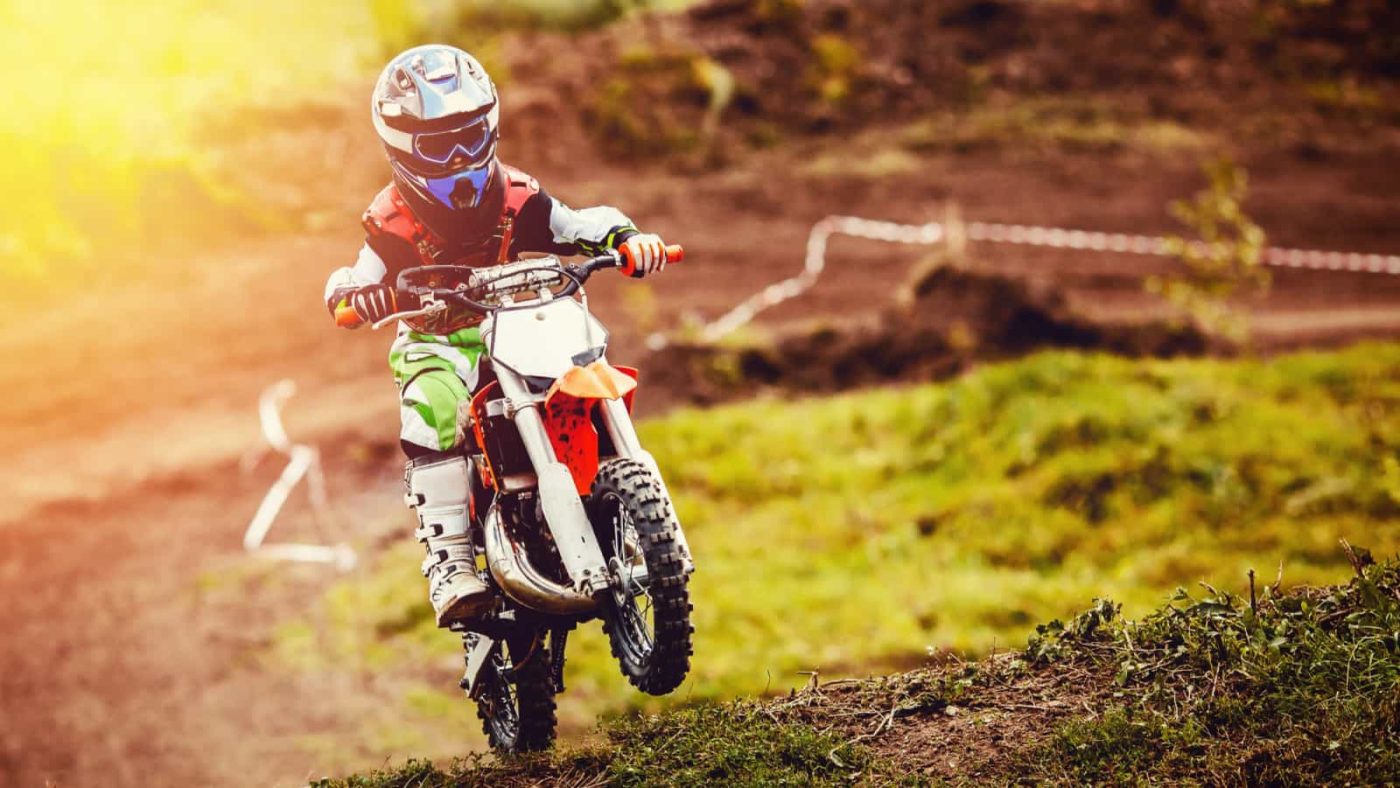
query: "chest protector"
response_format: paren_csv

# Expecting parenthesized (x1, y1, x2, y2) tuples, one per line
(362, 165, 540, 334)
(361, 164, 540, 269)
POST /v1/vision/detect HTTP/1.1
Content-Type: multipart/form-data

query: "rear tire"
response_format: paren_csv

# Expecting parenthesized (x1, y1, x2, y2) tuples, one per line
(590, 458, 693, 696)
(474, 629, 557, 753)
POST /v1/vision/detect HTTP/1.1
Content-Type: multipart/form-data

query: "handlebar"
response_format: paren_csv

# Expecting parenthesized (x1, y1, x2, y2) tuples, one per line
(337, 243, 684, 330)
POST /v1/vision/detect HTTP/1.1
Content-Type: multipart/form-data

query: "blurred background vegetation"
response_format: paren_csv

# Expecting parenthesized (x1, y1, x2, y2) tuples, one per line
(3, 0, 1393, 294)
(0, 0, 691, 290)
(0, 1, 367, 278)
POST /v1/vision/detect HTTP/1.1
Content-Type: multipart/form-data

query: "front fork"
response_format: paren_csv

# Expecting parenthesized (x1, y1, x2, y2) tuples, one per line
(598, 398, 696, 573)
(496, 368, 612, 596)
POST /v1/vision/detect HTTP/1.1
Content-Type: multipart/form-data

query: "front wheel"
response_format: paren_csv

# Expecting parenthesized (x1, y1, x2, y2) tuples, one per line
(590, 458, 693, 696)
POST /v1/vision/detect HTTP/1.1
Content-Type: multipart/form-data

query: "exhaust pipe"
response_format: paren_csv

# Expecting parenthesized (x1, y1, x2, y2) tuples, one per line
(483, 507, 598, 615)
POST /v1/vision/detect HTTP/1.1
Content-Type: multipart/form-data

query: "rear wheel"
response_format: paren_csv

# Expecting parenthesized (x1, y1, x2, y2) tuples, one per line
(474, 629, 556, 753)
(590, 458, 693, 696)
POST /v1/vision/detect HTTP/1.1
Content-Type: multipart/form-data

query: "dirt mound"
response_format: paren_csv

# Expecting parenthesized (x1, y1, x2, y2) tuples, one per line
(650, 265, 1206, 404)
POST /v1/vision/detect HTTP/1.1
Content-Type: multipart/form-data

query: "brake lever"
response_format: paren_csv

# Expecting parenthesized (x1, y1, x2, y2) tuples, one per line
(371, 301, 447, 330)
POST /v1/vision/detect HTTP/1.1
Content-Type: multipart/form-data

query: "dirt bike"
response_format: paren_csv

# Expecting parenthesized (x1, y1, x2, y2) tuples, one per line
(339, 247, 694, 753)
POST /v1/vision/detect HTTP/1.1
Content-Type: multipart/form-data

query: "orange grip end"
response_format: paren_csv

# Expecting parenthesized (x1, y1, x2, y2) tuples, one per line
(334, 305, 362, 328)
(620, 242, 686, 277)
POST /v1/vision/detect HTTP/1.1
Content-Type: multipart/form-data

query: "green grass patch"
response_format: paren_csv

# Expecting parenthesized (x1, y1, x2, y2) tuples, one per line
(897, 97, 1210, 156)
(1016, 550, 1400, 784)
(281, 344, 1399, 747)
(313, 701, 881, 786)
(647, 344, 1398, 680)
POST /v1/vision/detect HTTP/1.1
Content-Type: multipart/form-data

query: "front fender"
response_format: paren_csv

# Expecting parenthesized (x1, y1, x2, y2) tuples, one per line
(542, 363, 639, 495)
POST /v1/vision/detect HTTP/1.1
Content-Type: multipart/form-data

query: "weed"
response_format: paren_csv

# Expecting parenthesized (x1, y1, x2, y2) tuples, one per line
(604, 703, 880, 785)
(1017, 551, 1400, 784)
(1148, 158, 1271, 343)
(312, 703, 880, 786)
(587, 46, 718, 159)
(808, 34, 863, 106)
(1, 1, 368, 284)
(896, 98, 1209, 157)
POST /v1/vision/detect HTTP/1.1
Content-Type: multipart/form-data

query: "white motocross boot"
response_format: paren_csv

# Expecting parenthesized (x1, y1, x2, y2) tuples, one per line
(405, 453, 494, 627)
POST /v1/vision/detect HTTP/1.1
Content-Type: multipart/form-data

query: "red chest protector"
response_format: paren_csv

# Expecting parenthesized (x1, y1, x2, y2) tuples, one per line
(361, 164, 540, 268)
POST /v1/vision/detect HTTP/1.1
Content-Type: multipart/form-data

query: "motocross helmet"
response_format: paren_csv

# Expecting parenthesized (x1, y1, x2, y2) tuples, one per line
(371, 45, 502, 236)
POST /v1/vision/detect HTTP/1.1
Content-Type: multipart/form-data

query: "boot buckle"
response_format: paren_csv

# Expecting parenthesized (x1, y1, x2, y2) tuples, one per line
(421, 549, 449, 576)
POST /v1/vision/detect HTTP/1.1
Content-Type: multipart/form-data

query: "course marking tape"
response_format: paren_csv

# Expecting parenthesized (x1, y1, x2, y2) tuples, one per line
(242, 379, 356, 571)
(662, 215, 1400, 346)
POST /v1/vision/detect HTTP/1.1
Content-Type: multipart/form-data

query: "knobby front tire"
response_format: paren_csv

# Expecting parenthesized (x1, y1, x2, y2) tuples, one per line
(590, 458, 693, 696)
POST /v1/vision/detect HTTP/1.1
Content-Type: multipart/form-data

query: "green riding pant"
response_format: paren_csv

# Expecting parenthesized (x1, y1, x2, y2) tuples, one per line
(391, 327, 487, 453)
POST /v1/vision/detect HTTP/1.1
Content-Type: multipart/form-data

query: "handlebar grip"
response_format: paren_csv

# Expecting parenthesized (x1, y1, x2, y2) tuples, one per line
(619, 242, 686, 278)
(334, 304, 363, 328)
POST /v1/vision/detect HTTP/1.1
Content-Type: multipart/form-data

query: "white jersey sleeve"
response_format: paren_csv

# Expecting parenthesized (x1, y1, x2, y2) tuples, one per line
(323, 243, 390, 305)
(547, 198, 636, 254)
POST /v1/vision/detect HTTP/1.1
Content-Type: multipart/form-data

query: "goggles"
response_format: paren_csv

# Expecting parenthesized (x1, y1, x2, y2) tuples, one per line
(412, 119, 495, 168)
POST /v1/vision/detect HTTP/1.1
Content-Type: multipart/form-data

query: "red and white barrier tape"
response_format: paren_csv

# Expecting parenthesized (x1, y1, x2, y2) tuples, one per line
(673, 215, 1400, 345)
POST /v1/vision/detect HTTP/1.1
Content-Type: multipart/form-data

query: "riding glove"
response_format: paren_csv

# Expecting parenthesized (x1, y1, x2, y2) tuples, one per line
(350, 283, 398, 324)
(620, 233, 668, 277)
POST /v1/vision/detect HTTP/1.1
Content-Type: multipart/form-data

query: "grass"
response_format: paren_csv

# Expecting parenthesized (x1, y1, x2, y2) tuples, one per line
(651, 343, 1398, 667)
(275, 343, 1399, 769)
(897, 97, 1211, 156)
(313, 702, 882, 786)
(1013, 546, 1400, 784)
(313, 552, 1400, 785)
(799, 95, 1210, 179)
(0, 1, 374, 282)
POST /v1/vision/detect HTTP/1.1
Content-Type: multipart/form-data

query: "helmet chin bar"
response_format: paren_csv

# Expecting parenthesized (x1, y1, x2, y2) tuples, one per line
(450, 177, 486, 209)
(389, 161, 506, 243)
(390, 158, 496, 211)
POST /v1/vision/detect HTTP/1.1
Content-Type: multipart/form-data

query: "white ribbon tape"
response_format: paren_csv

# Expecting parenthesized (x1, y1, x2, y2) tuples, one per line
(242, 380, 356, 571)
(651, 215, 1399, 347)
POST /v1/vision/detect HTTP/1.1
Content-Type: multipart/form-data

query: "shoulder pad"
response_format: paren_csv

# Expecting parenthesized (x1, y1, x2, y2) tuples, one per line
(362, 183, 429, 245)
(499, 164, 540, 216)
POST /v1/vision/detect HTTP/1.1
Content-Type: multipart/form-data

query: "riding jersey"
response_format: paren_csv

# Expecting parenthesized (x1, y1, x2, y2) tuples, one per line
(323, 163, 639, 313)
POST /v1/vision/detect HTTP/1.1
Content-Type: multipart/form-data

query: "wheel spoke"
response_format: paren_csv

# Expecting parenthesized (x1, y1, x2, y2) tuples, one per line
(605, 495, 656, 660)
